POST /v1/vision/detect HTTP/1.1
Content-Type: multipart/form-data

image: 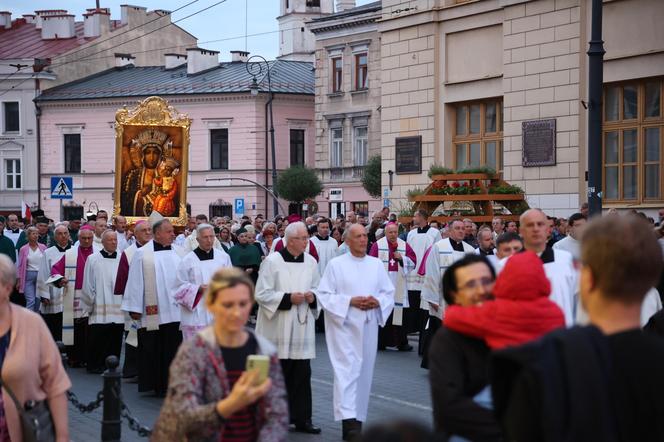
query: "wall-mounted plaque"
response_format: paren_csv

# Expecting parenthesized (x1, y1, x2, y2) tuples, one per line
(395, 136, 422, 174)
(522, 119, 556, 167)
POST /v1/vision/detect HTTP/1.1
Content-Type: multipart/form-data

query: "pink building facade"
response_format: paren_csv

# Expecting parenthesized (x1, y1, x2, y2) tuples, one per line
(36, 56, 315, 221)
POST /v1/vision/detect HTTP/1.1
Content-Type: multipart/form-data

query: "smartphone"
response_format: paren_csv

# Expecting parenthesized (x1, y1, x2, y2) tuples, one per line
(246, 355, 270, 385)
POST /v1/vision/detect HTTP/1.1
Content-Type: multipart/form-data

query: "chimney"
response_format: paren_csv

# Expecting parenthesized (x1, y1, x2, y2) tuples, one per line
(120, 4, 147, 26)
(230, 50, 249, 63)
(164, 53, 187, 70)
(83, 8, 111, 38)
(115, 53, 135, 67)
(336, 0, 356, 11)
(41, 13, 75, 39)
(34, 10, 67, 30)
(186, 47, 219, 75)
(22, 14, 36, 24)
(0, 12, 10, 29)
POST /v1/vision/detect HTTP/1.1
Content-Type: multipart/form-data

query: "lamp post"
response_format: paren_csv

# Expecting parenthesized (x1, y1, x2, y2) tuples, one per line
(246, 55, 279, 218)
(86, 201, 99, 220)
(587, 0, 605, 217)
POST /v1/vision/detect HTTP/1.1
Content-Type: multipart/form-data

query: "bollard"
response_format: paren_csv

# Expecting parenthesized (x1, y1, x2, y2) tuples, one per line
(101, 355, 122, 442)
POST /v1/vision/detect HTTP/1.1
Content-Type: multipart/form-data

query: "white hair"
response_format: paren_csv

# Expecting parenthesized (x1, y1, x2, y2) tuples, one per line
(101, 229, 117, 240)
(0, 254, 16, 286)
(284, 221, 307, 241)
(196, 223, 214, 235)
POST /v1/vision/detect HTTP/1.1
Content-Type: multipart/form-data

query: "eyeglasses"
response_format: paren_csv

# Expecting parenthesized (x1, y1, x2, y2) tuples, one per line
(458, 277, 494, 291)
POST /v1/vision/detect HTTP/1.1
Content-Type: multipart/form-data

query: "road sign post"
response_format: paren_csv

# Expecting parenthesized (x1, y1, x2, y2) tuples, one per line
(50, 177, 73, 200)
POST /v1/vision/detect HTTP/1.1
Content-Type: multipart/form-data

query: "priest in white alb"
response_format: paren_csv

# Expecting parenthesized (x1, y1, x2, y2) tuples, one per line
(121, 217, 184, 396)
(114, 220, 152, 379)
(49, 225, 100, 367)
(420, 218, 475, 368)
(369, 222, 417, 351)
(317, 224, 395, 441)
(37, 223, 71, 341)
(174, 223, 231, 340)
(405, 209, 441, 353)
(255, 221, 321, 434)
(310, 218, 338, 277)
(81, 230, 123, 373)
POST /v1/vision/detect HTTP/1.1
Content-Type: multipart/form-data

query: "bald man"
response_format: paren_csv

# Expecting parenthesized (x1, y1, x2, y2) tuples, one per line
(81, 230, 124, 373)
(518, 209, 578, 326)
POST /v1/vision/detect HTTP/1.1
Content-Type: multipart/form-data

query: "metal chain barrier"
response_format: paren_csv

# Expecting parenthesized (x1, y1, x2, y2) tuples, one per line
(67, 390, 104, 413)
(120, 401, 152, 437)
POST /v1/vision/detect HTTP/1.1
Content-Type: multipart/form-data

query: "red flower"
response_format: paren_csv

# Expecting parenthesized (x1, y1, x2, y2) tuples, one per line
(452, 181, 460, 188)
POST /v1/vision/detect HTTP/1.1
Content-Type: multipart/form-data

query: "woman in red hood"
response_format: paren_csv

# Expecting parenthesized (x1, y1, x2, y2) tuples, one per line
(444, 251, 564, 349)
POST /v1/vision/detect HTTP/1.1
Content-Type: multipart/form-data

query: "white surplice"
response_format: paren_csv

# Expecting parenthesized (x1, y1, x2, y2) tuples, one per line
(121, 241, 183, 327)
(174, 248, 231, 338)
(406, 227, 442, 293)
(576, 287, 662, 328)
(81, 252, 123, 324)
(421, 238, 475, 318)
(255, 251, 320, 359)
(310, 235, 339, 277)
(37, 246, 67, 314)
(317, 253, 395, 421)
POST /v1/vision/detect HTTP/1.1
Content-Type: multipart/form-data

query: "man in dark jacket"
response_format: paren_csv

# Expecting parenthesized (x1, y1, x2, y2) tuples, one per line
(428, 254, 502, 441)
(492, 215, 664, 442)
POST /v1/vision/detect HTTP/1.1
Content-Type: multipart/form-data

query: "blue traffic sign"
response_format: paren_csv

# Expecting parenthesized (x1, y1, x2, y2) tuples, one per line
(234, 198, 245, 215)
(51, 176, 73, 199)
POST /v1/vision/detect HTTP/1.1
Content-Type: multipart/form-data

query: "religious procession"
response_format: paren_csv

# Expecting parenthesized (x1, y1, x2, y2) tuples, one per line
(2, 0, 664, 440)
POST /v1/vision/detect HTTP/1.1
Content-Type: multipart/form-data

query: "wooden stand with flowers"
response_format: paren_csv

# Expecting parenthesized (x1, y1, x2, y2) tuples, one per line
(399, 170, 528, 225)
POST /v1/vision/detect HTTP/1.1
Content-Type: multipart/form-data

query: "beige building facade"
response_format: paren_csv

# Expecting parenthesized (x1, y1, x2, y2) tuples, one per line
(308, 1, 383, 218)
(379, 0, 664, 217)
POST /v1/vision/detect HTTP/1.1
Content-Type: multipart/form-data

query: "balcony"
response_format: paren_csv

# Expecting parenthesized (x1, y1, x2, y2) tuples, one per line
(318, 166, 366, 183)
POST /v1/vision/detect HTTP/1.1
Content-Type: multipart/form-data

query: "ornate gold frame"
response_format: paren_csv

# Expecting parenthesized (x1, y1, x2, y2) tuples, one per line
(113, 96, 191, 226)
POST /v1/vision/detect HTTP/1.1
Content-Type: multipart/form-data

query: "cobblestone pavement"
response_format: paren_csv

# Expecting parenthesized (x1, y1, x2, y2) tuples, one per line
(66, 335, 432, 441)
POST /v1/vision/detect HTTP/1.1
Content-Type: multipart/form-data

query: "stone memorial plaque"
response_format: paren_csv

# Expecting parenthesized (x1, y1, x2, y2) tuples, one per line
(395, 136, 422, 174)
(522, 119, 556, 167)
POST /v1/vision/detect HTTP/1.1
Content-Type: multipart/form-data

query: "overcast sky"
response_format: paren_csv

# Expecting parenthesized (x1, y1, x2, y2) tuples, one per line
(5, 0, 374, 61)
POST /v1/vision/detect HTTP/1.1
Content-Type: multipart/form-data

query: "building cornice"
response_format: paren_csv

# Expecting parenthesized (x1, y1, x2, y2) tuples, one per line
(37, 93, 314, 109)
(309, 16, 379, 35)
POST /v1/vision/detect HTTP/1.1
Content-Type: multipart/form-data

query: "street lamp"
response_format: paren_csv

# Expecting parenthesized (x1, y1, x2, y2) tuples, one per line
(86, 201, 99, 220)
(246, 55, 279, 218)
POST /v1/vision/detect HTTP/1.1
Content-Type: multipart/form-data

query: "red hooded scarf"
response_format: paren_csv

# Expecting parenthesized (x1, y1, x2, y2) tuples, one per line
(444, 251, 565, 349)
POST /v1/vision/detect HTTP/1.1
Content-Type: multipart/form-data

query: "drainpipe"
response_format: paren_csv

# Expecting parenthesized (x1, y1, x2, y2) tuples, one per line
(264, 97, 269, 217)
(35, 102, 42, 210)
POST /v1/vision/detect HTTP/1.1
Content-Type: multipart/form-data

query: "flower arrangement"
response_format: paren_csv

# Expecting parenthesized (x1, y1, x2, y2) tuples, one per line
(430, 181, 483, 195)
(488, 184, 525, 194)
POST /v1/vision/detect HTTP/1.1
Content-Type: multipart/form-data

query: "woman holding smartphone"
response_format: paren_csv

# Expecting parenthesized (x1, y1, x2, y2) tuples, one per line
(152, 268, 288, 441)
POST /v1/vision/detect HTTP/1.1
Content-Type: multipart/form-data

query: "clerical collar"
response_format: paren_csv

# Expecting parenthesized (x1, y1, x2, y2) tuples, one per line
(479, 248, 494, 256)
(417, 226, 430, 234)
(101, 249, 117, 259)
(80, 245, 93, 252)
(7, 229, 19, 234)
(449, 238, 465, 252)
(153, 241, 171, 251)
(279, 247, 304, 263)
(55, 244, 71, 253)
(136, 241, 144, 248)
(315, 234, 329, 241)
(539, 247, 555, 264)
(194, 247, 214, 261)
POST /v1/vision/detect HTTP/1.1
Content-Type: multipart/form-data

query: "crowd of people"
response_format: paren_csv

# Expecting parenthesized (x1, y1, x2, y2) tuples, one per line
(0, 201, 663, 441)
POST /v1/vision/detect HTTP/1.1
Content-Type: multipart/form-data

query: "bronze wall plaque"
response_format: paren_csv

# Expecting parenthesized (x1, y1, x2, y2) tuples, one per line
(395, 136, 422, 174)
(522, 119, 556, 167)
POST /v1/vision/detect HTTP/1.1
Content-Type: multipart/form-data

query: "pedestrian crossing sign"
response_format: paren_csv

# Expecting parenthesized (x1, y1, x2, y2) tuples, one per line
(50, 176, 73, 199)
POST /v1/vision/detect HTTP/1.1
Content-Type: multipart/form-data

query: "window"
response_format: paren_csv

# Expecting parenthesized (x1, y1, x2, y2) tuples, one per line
(355, 53, 368, 90)
(453, 100, 503, 171)
(332, 57, 343, 93)
(3, 102, 19, 133)
(603, 78, 664, 202)
(4, 159, 20, 189)
(290, 129, 305, 166)
(63, 205, 83, 222)
(353, 126, 368, 166)
(210, 129, 229, 170)
(64, 134, 81, 173)
(330, 127, 343, 168)
(352, 201, 368, 217)
(209, 201, 232, 218)
(306, 0, 320, 6)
